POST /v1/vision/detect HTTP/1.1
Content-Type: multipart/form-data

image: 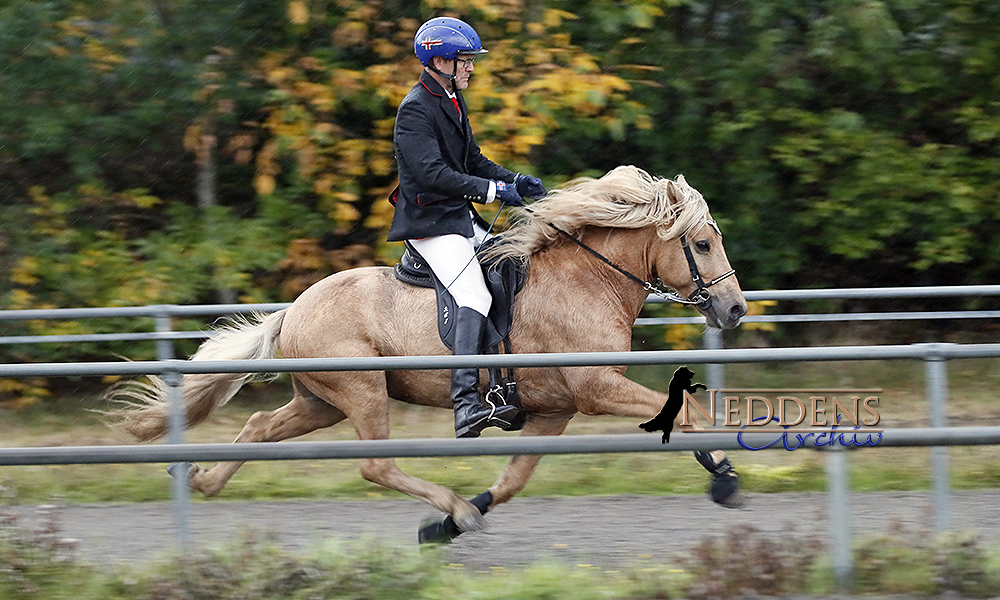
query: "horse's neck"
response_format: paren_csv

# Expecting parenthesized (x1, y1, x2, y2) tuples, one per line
(539, 226, 653, 321)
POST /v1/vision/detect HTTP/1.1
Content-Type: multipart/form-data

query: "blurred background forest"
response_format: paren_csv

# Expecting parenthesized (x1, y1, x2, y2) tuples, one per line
(2, 0, 1000, 372)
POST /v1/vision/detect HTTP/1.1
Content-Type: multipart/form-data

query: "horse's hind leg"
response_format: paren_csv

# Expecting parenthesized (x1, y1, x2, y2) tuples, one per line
(183, 378, 346, 497)
(418, 413, 572, 544)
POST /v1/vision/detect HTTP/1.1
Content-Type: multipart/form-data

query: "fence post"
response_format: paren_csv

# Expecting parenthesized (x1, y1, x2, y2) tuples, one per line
(703, 327, 724, 400)
(924, 343, 952, 532)
(162, 365, 190, 550)
(153, 307, 175, 362)
(154, 307, 190, 549)
(827, 444, 852, 591)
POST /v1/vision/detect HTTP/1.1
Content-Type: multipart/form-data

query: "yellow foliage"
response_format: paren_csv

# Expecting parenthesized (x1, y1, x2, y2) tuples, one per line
(0, 378, 51, 409)
(9, 289, 34, 308)
(288, 0, 310, 25)
(11, 257, 39, 286)
(744, 300, 778, 332)
(664, 322, 703, 350)
(244, 1, 652, 264)
(544, 9, 578, 28)
(255, 174, 277, 196)
(334, 203, 361, 224)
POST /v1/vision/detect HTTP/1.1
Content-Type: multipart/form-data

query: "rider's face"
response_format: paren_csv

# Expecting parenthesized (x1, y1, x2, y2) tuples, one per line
(434, 56, 475, 90)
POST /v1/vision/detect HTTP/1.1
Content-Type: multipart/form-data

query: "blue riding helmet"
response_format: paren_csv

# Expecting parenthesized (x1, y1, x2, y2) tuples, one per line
(413, 17, 489, 66)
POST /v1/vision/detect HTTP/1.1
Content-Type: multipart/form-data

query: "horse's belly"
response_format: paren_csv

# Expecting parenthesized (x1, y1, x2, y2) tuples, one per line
(386, 370, 451, 408)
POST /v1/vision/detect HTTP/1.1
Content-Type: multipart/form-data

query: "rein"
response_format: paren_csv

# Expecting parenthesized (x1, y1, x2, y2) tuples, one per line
(547, 221, 735, 309)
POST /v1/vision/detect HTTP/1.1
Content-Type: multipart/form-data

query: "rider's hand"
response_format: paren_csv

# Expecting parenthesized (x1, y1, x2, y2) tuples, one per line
(494, 180, 523, 206)
(515, 173, 547, 199)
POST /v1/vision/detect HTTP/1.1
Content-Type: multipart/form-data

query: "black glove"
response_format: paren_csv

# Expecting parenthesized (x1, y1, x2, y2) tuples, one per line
(494, 180, 523, 206)
(515, 173, 547, 199)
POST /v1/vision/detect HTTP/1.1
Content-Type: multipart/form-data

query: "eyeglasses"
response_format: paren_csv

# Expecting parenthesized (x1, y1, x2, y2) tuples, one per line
(455, 57, 475, 69)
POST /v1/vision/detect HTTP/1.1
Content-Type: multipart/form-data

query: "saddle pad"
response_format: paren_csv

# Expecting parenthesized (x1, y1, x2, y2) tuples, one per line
(393, 238, 527, 352)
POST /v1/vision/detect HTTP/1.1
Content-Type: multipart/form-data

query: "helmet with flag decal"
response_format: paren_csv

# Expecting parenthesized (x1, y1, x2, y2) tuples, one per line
(413, 17, 489, 66)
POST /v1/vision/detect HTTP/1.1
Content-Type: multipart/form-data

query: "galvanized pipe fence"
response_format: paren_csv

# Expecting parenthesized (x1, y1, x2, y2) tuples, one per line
(2, 285, 1000, 589)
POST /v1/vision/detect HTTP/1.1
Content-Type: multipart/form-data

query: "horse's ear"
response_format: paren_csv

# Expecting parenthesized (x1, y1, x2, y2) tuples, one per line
(675, 174, 688, 187)
(665, 178, 679, 202)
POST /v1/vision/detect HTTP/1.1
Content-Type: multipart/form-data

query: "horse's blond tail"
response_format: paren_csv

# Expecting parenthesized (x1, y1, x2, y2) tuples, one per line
(103, 310, 286, 442)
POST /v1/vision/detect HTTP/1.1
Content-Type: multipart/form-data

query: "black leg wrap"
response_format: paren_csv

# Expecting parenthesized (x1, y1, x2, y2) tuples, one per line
(694, 451, 744, 507)
(417, 491, 493, 545)
(469, 490, 493, 515)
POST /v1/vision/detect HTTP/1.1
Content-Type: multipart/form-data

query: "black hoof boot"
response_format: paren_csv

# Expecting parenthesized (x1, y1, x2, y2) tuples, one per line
(417, 491, 493, 545)
(694, 450, 746, 508)
(418, 516, 462, 544)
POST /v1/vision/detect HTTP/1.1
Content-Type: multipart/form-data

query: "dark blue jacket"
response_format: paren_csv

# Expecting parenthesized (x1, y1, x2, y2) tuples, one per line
(387, 71, 516, 242)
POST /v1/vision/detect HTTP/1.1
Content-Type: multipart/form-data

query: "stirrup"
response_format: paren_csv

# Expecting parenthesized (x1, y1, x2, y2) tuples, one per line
(485, 381, 523, 432)
(455, 403, 519, 438)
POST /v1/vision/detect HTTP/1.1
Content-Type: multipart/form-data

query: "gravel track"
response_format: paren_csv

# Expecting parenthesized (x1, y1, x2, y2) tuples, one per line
(18, 490, 1000, 570)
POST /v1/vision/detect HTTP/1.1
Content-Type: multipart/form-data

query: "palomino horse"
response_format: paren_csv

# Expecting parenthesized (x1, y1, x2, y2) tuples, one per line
(106, 166, 748, 542)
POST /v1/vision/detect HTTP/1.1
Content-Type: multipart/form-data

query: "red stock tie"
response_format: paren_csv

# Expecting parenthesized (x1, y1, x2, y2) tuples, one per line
(450, 96, 461, 117)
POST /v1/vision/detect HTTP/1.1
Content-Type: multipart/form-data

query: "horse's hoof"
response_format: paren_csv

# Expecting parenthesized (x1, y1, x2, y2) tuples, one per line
(166, 462, 196, 480)
(710, 472, 746, 508)
(454, 508, 488, 533)
(717, 489, 747, 508)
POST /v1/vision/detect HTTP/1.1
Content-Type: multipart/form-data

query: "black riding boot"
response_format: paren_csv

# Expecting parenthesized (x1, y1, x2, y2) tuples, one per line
(452, 307, 519, 438)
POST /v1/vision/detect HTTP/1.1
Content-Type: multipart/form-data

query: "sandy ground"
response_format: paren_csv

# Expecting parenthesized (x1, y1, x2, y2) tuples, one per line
(16, 490, 999, 571)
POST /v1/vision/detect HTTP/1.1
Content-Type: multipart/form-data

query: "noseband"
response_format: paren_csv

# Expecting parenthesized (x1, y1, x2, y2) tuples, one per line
(548, 220, 736, 309)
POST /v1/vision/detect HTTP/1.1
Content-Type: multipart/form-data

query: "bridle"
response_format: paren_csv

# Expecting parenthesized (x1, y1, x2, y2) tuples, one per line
(548, 220, 736, 309)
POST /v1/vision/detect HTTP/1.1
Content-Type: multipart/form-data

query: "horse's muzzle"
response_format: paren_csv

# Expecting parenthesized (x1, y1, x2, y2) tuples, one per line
(705, 298, 747, 330)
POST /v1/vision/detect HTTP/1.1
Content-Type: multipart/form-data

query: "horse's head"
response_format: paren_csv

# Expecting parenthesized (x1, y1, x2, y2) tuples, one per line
(483, 166, 748, 329)
(651, 179, 747, 330)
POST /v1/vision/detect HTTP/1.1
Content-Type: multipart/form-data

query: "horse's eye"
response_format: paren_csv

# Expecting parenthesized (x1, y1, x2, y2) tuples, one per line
(695, 240, 711, 253)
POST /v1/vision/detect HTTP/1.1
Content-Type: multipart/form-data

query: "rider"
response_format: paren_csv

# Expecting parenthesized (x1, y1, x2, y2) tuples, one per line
(388, 16, 546, 438)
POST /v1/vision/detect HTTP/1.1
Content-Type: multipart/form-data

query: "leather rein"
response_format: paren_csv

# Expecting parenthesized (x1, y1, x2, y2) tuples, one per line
(547, 220, 736, 309)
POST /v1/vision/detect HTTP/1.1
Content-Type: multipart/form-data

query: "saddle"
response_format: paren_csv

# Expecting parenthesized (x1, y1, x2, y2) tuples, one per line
(394, 237, 528, 430)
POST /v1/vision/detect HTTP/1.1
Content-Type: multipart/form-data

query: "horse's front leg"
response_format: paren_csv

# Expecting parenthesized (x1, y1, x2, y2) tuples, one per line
(417, 412, 572, 544)
(488, 413, 572, 505)
(570, 367, 744, 507)
(674, 391, 744, 508)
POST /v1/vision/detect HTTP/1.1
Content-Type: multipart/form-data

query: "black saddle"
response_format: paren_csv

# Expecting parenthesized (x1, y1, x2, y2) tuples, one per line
(393, 237, 527, 353)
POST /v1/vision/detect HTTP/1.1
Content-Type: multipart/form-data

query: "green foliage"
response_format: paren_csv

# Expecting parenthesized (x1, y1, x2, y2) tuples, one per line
(555, 0, 1000, 288)
(5, 0, 1000, 384)
(855, 523, 999, 596)
(136, 534, 441, 600)
(4, 484, 1000, 599)
(0, 495, 93, 600)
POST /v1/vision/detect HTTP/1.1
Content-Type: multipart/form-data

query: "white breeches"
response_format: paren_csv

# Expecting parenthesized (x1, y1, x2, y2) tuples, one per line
(409, 220, 492, 317)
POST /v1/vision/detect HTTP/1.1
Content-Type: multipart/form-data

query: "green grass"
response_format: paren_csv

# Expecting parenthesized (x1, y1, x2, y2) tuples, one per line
(2, 358, 1000, 504)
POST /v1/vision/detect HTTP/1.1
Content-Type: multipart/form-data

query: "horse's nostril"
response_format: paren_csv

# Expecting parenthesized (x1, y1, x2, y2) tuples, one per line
(730, 303, 748, 321)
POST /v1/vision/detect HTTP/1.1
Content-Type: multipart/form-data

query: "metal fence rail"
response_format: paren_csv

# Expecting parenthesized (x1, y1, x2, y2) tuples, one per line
(2, 426, 998, 466)
(0, 341, 994, 377)
(3, 285, 1000, 347)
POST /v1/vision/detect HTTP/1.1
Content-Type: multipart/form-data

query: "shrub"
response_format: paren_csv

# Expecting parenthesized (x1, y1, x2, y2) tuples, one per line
(855, 520, 999, 596)
(680, 525, 821, 598)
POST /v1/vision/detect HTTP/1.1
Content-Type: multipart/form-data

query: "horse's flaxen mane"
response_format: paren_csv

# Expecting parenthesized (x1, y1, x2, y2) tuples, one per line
(485, 165, 710, 263)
